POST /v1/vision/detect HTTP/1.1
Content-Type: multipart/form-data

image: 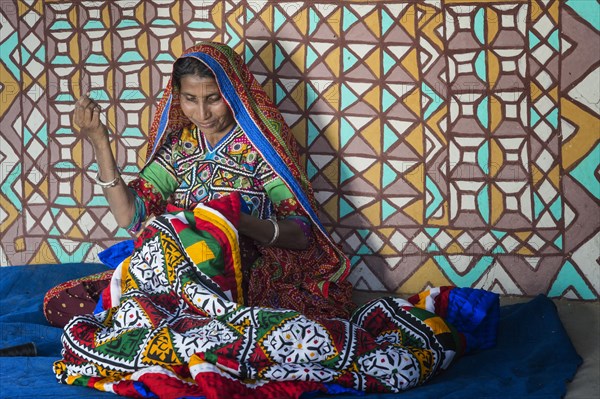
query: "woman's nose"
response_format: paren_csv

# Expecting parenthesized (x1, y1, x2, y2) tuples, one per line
(194, 103, 210, 121)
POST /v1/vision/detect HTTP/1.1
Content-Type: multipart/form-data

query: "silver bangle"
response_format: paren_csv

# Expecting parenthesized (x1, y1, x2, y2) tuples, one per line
(265, 216, 279, 246)
(94, 171, 121, 188)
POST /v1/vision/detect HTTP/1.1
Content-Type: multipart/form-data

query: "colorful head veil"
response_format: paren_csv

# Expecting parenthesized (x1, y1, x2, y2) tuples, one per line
(145, 42, 352, 315)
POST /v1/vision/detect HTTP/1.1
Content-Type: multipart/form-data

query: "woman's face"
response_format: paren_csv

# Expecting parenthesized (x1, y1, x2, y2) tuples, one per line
(178, 74, 235, 137)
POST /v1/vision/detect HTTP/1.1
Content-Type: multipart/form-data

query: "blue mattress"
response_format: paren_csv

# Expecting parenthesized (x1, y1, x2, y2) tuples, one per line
(0, 263, 582, 398)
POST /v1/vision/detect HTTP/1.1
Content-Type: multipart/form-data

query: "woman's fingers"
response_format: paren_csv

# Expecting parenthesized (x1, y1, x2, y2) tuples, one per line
(74, 93, 102, 128)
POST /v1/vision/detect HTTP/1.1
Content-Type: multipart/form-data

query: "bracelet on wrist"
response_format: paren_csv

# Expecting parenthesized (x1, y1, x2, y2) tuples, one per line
(94, 170, 121, 188)
(265, 216, 279, 246)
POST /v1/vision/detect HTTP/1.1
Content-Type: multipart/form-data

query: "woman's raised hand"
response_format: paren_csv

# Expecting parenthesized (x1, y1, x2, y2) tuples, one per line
(73, 93, 108, 146)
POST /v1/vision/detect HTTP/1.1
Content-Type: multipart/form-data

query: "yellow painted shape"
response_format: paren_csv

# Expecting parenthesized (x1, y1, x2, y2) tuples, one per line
(172, 1, 180, 25)
(329, 8, 341, 36)
(446, 242, 464, 254)
(548, 165, 561, 189)
(295, 8, 308, 34)
(531, 0, 543, 22)
(487, 9, 499, 44)
(365, 47, 381, 79)
(0, 65, 17, 117)
(561, 98, 600, 170)
(397, 258, 451, 295)
(362, 201, 381, 225)
(490, 95, 503, 133)
(549, 0, 559, 24)
(405, 123, 424, 155)
(489, 138, 503, 177)
(69, 6, 77, 24)
(325, 119, 339, 150)
(363, 119, 381, 154)
(363, 84, 380, 112)
(418, 6, 444, 50)
(323, 196, 338, 222)
(403, 5, 416, 39)
(364, 8, 380, 37)
(67, 225, 84, 239)
(403, 198, 423, 224)
(517, 247, 534, 255)
(515, 231, 533, 241)
(33, 241, 58, 264)
(14, 236, 25, 252)
(403, 86, 421, 117)
(549, 86, 558, 102)
(323, 82, 339, 109)
(291, 82, 305, 109)
(259, 43, 273, 71)
(428, 202, 449, 226)
(325, 46, 340, 77)
(378, 228, 395, 238)
(488, 51, 500, 91)
(531, 164, 542, 186)
(291, 119, 307, 149)
(135, 2, 144, 25)
(260, 5, 273, 29)
(405, 163, 424, 191)
(379, 244, 399, 256)
(490, 184, 504, 225)
(186, 240, 216, 266)
(212, 1, 223, 29)
(364, 162, 381, 191)
(324, 162, 338, 185)
(401, 48, 420, 81)
(64, 207, 83, 220)
(530, 81, 542, 102)
(291, 44, 305, 74)
(427, 106, 448, 144)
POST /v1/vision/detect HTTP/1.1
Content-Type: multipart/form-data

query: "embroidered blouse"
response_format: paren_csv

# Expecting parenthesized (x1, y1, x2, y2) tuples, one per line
(127, 124, 311, 240)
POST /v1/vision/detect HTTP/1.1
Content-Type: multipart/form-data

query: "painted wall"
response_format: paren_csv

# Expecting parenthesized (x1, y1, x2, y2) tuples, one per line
(1, 0, 599, 299)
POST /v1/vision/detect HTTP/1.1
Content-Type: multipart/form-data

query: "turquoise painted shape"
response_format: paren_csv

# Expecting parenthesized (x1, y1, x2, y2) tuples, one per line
(306, 45, 318, 69)
(274, 8, 286, 32)
(306, 159, 317, 179)
(474, 8, 485, 45)
(52, 55, 74, 65)
(0, 163, 22, 210)
(89, 196, 109, 206)
(475, 51, 487, 82)
(55, 197, 77, 206)
(548, 29, 560, 51)
(565, 0, 600, 31)
(83, 20, 105, 30)
(351, 255, 361, 266)
(155, 53, 175, 62)
(434, 255, 495, 287)
(425, 177, 443, 218)
(91, 89, 110, 101)
(424, 227, 440, 237)
(427, 243, 440, 252)
(37, 123, 48, 144)
(119, 89, 143, 101)
(528, 31, 541, 49)
(306, 83, 318, 108)
(246, 8, 255, 23)
(309, 9, 318, 35)
(118, 51, 144, 63)
(55, 128, 72, 135)
(275, 45, 285, 70)
(546, 108, 558, 128)
(340, 118, 355, 148)
(21, 46, 31, 65)
(340, 83, 358, 110)
(47, 239, 93, 264)
(342, 48, 359, 72)
(477, 140, 489, 174)
(343, 7, 358, 31)
(244, 45, 254, 62)
(275, 82, 286, 104)
(358, 229, 370, 239)
(1, 32, 19, 80)
(23, 127, 33, 146)
(53, 161, 77, 169)
(477, 184, 490, 223)
(383, 51, 395, 75)
(50, 207, 60, 216)
(422, 82, 442, 120)
(340, 160, 353, 183)
(549, 197, 562, 220)
(383, 123, 398, 152)
(35, 45, 45, 62)
(49, 227, 61, 236)
(549, 260, 596, 300)
(188, 21, 215, 30)
(382, 163, 398, 188)
(533, 192, 544, 219)
(151, 19, 175, 26)
(530, 107, 541, 127)
(570, 143, 600, 200)
(553, 234, 563, 250)
(339, 197, 354, 218)
(226, 25, 241, 49)
(122, 166, 138, 173)
(117, 19, 140, 29)
(382, 88, 396, 112)
(122, 127, 144, 137)
(382, 200, 397, 220)
(86, 54, 108, 65)
(477, 96, 489, 129)
(307, 119, 319, 146)
(491, 230, 507, 239)
(381, 8, 394, 36)
(49, 20, 73, 30)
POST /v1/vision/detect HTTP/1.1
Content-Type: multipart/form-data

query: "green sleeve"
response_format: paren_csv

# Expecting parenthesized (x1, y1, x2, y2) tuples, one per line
(140, 162, 179, 200)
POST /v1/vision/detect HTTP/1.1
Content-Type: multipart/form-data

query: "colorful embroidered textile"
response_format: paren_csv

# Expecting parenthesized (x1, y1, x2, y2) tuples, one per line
(55, 193, 498, 398)
(132, 42, 354, 319)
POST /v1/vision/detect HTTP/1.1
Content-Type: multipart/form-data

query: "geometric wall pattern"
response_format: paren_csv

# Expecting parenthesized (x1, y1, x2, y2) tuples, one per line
(1, 0, 598, 300)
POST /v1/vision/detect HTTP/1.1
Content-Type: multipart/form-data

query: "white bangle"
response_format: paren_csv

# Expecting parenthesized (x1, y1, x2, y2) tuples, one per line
(265, 216, 279, 246)
(94, 171, 121, 188)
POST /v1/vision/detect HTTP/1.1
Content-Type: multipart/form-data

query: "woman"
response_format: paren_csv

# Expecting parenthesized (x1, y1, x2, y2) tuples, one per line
(44, 43, 355, 327)
(50, 42, 499, 398)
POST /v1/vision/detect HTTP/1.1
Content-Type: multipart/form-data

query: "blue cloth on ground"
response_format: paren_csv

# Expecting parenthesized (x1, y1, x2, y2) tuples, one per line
(0, 263, 582, 399)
